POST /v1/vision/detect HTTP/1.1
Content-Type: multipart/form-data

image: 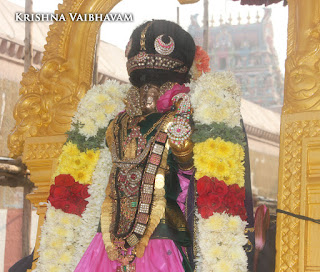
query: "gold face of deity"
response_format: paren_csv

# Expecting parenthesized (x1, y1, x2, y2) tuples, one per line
(139, 84, 160, 115)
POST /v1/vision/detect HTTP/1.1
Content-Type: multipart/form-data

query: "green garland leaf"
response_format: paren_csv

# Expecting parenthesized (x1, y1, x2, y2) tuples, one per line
(192, 122, 246, 147)
(66, 122, 108, 152)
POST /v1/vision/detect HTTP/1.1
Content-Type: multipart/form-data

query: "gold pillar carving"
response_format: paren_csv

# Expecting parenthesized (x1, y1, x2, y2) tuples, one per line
(276, 0, 320, 271)
(7, 0, 199, 270)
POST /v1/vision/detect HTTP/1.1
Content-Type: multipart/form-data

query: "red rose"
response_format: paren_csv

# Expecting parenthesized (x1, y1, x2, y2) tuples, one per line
(197, 195, 210, 208)
(208, 193, 227, 213)
(79, 185, 90, 199)
(55, 174, 75, 187)
(225, 191, 239, 207)
(70, 182, 82, 195)
(197, 176, 215, 196)
(237, 206, 248, 221)
(50, 185, 71, 199)
(198, 205, 214, 219)
(77, 199, 89, 215)
(48, 174, 90, 217)
(64, 201, 79, 215)
(212, 178, 228, 197)
(228, 184, 241, 195)
(48, 197, 65, 210)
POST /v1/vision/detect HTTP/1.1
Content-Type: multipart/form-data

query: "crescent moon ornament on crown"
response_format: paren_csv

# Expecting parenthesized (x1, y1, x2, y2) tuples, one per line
(154, 34, 175, 55)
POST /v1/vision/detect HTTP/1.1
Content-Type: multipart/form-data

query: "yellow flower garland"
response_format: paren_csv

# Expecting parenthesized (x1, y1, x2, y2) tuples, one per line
(56, 142, 100, 185)
(193, 137, 245, 186)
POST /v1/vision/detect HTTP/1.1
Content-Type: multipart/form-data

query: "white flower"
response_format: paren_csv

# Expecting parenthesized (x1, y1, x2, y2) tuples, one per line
(189, 71, 241, 128)
(72, 80, 129, 139)
(196, 211, 248, 272)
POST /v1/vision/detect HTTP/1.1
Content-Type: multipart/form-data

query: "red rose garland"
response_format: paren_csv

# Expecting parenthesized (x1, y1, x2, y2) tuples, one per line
(196, 176, 247, 220)
(48, 174, 90, 217)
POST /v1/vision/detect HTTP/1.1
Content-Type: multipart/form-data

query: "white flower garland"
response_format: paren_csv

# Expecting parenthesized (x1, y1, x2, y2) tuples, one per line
(196, 213, 248, 272)
(72, 80, 129, 138)
(189, 71, 241, 128)
(35, 81, 128, 271)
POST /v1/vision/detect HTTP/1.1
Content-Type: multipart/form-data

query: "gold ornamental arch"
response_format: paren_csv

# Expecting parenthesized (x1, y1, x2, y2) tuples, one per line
(8, 0, 320, 271)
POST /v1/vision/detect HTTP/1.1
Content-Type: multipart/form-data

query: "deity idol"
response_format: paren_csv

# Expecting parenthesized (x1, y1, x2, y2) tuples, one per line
(33, 20, 254, 272)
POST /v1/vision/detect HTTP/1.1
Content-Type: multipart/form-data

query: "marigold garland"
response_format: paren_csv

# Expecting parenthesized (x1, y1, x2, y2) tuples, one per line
(55, 142, 100, 185)
(193, 137, 245, 186)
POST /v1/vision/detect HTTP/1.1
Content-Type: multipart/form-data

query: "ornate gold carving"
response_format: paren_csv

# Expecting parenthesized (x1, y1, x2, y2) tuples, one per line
(283, 1, 320, 114)
(24, 142, 64, 161)
(8, 0, 122, 158)
(307, 141, 320, 180)
(276, 113, 320, 271)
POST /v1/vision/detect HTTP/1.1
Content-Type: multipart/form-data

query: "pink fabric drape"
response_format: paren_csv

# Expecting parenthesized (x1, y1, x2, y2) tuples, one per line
(75, 233, 184, 272)
(176, 169, 193, 214)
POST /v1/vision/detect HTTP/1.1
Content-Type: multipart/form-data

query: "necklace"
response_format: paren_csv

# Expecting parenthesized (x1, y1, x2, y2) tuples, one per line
(123, 114, 167, 156)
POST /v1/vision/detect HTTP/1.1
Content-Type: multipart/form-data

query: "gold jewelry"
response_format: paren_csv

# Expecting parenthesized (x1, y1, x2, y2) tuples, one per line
(127, 53, 188, 75)
(140, 22, 152, 51)
(159, 82, 175, 97)
(125, 86, 142, 117)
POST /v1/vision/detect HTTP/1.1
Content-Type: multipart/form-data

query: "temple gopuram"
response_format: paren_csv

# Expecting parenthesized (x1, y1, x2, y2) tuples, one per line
(188, 9, 284, 112)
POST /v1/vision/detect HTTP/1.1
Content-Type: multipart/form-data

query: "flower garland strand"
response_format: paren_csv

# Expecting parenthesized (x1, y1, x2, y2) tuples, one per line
(190, 71, 249, 272)
(34, 81, 128, 272)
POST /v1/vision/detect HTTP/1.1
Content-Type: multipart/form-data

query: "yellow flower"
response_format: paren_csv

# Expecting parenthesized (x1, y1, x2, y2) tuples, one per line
(207, 158, 219, 176)
(71, 155, 85, 170)
(195, 171, 206, 180)
(206, 137, 219, 151)
(73, 169, 91, 184)
(216, 161, 228, 177)
(193, 142, 203, 155)
(216, 141, 233, 157)
(62, 142, 80, 157)
(194, 137, 245, 187)
(228, 174, 239, 186)
(226, 158, 236, 169)
(85, 149, 100, 162)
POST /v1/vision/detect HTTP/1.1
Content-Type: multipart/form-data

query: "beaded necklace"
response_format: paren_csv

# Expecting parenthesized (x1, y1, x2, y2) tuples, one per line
(107, 111, 173, 267)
